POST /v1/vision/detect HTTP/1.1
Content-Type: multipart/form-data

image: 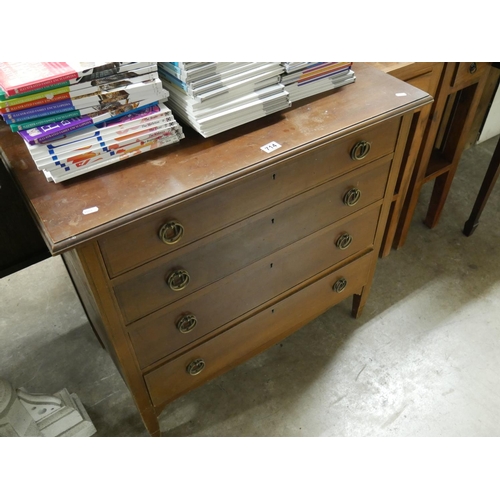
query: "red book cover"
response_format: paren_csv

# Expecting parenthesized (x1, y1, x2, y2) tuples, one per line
(0, 63, 78, 96)
(0, 62, 127, 97)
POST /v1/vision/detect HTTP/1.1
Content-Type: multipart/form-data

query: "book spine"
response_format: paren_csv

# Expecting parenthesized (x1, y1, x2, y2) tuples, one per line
(0, 88, 70, 111)
(27, 102, 164, 154)
(0, 81, 69, 101)
(10, 110, 82, 131)
(3, 100, 76, 122)
(35, 115, 172, 165)
(19, 116, 97, 145)
(4, 62, 143, 97)
(20, 96, 164, 145)
(0, 63, 154, 102)
(9, 71, 78, 97)
(57, 130, 181, 172)
(47, 131, 183, 183)
(1, 75, 164, 113)
(49, 128, 173, 169)
(28, 104, 164, 155)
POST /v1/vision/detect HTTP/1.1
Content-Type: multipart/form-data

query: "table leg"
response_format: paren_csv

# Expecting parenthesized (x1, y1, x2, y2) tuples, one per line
(463, 136, 500, 236)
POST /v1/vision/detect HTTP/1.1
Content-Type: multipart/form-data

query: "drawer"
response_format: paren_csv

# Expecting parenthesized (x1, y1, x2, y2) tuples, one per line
(128, 206, 380, 368)
(144, 251, 373, 407)
(451, 62, 489, 89)
(406, 72, 434, 95)
(114, 157, 390, 323)
(99, 117, 401, 277)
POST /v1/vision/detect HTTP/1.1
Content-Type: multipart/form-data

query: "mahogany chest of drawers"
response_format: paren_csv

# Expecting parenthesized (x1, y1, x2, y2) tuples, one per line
(0, 64, 432, 436)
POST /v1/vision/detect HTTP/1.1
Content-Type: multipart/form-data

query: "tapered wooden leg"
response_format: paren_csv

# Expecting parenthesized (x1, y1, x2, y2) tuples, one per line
(140, 406, 161, 437)
(351, 291, 365, 319)
(463, 136, 500, 236)
(424, 169, 456, 228)
(393, 170, 426, 249)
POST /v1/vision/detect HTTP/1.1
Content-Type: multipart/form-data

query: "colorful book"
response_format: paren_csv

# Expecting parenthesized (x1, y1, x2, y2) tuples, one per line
(1, 65, 158, 121)
(0, 62, 154, 100)
(0, 67, 159, 113)
(284, 70, 356, 102)
(26, 103, 172, 158)
(33, 115, 176, 167)
(10, 109, 84, 131)
(40, 125, 181, 171)
(0, 62, 154, 97)
(159, 62, 283, 102)
(0, 81, 70, 101)
(2, 100, 88, 123)
(7, 77, 165, 131)
(43, 129, 184, 183)
(18, 92, 167, 145)
(280, 63, 352, 85)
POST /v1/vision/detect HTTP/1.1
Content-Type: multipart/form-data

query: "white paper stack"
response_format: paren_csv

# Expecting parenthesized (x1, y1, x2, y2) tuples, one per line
(280, 62, 356, 102)
(26, 101, 184, 183)
(158, 62, 291, 137)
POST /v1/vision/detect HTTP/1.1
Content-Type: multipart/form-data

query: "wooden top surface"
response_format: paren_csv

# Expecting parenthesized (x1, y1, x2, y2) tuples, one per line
(0, 63, 432, 254)
(367, 62, 441, 81)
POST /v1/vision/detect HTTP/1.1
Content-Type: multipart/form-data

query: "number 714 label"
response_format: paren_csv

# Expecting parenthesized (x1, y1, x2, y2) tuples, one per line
(260, 141, 282, 153)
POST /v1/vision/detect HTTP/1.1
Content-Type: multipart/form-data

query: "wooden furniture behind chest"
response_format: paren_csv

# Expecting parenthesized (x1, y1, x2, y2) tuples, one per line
(368, 63, 445, 257)
(392, 62, 492, 248)
(0, 64, 431, 436)
(369, 62, 493, 253)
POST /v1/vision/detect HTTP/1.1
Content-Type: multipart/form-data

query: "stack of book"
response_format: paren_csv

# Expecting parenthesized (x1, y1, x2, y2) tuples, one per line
(0, 62, 184, 182)
(158, 62, 290, 138)
(280, 62, 356, 102)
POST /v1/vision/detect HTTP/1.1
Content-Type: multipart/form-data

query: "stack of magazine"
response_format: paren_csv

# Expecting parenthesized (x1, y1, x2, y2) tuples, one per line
(158, 62, 290, 138)
(280, 62, 356, 102)
(0, 62, 184, 182)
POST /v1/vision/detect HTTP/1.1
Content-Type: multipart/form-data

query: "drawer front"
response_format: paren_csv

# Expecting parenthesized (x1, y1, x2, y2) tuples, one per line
(451, 62, 489, 89)
(128, 206, 380, 368)
(144, 251, 373, 407)
(114, 157, 390, 323)
(406, 72, 434, 95)
(99, 117, 400, 277)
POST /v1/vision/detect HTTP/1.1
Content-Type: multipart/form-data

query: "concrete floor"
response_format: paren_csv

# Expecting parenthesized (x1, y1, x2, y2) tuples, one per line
(1, 135, 500, 437)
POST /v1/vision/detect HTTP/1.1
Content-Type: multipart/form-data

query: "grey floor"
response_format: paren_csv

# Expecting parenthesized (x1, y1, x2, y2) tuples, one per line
(1, 136, 500, 437)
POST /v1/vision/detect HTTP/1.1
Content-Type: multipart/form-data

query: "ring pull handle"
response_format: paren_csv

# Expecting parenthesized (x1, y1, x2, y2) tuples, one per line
(336, 233, 353, 250)
(186, 358, 205, 376)
(343, 187, 361, 207)
(350, 140, 371, 161)
(167, 269, 191, 291)
(177, 314, 198, 334)
(159, 221, 184, 245)
(469, 62, 477, 74)
(332, 277, 348, 293)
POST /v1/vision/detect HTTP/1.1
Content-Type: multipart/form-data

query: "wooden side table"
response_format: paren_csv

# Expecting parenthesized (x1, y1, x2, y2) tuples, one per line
(393, 62, 492, 248)
(368, 63, 444, 257)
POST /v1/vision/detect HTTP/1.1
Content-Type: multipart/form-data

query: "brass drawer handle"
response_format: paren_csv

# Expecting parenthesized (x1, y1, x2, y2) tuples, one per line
(167, 269, 190, 291)
(159, 221, 184, 245)
(469, 62, 477, 74)
(332, 277, 348, 293)
(187, 358, 205, 376)
(336, 233, 353, 250)
(177, 314, 197, 334)
(343, 187, 361, 207)
(350, 140, 371, 160)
